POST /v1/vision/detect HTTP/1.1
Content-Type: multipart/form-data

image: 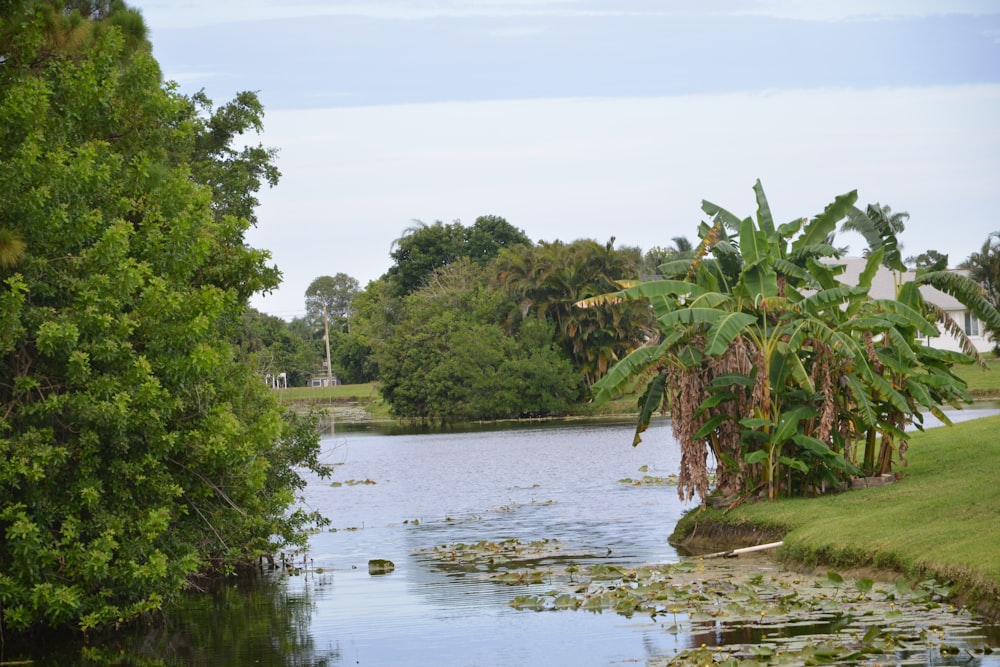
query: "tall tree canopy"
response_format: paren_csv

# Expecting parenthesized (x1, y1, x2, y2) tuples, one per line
(0, 0, 324, 632)
(496, 238, 654, 385)
(384, 215, 531, 297)
(304, 273, 360, 331)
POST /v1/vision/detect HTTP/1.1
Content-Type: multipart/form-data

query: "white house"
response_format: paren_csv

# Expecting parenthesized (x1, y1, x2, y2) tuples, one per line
(836, 257, 993, 354)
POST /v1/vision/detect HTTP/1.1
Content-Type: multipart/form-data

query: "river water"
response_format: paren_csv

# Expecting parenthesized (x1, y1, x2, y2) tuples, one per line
(10, 415, 1000, 665)
(284, 418, 698, 666)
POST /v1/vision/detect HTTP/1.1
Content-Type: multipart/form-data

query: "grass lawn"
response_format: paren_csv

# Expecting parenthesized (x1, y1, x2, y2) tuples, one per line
(680, 414, 1000, 618)
(273, 382, 392, 420)
(952, 356, 1000, 396)
(275, 383, 380, 402)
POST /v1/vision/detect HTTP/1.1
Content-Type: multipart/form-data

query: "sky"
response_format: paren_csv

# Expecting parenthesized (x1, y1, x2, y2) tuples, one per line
(128, 0, 1000, 320)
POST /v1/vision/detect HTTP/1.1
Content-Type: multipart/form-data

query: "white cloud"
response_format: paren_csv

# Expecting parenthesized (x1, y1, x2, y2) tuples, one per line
(133, 0, 999, 29)
(246, 84, 1000, 318)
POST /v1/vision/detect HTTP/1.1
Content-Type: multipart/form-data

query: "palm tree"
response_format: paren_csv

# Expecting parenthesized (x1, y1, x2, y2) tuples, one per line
(669, 236, 694, 255)
(961, 232, 1000, 307)
(0, 229, 26, 270)
(496, 239, 653, 385)
(840, 203, 909, 258)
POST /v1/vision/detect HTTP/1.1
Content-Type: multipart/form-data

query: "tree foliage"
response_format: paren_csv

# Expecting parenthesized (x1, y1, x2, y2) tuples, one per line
(960, 232, 1000, 351)
(906, 249, 948, 269)
(373, 261, 579, 421)
(0, 1, 324, 632)
(385, 215, 531, 297)
(235, 308, 319, 387)
(304, 273, 359, 331)
(589, 181, 998, 504)
(496, 238, 654, 385)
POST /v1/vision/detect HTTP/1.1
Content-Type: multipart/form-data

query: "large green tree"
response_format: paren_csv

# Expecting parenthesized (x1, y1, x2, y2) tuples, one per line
(374, 260, 579, 421)
(304, 273, 359, 331)
(385, 215, 531, 297)
(0, 1, 325, 632)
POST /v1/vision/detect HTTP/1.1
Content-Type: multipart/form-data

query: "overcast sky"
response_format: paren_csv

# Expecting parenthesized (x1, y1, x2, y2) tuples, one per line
(128, 0, 1000, 320)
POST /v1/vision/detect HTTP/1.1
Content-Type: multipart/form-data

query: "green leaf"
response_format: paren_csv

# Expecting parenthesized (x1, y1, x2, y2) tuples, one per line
(709, 372, 754, 388)
(801, 285, 866, 315)
(844, 375, 877, 428)
(776, 217, 804, 238)
(701, 200, 744, 231)
(792, 434, 834, 457)
(773, 405, 816, 445)
(845, 206, 906, 271)
(869, 299, 939, 338)
(633, 369, 668, 447)
(591, 342, 665, 406)
(705, 311, 757, 357)
(620, 279, 709, 302)
(753, 179, 777, 237)
(740, 417, 772, 429)
(918, 269, 1000, 337)
(869, 373, 911, 414)
(657, 258, 696, 277)
(739, 216, 767, 265)
(737, 264, 780, 301)
(771, 257, 811, 284)
(795, 190, 858, 250)
(778, 455, 809, 474)
(693, 414, 732, 440)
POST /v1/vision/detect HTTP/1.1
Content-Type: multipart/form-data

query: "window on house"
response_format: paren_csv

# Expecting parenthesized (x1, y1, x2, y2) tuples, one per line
(965, 312, 980, 336)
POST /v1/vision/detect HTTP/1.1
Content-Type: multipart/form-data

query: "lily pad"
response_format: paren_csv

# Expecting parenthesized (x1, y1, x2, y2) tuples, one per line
(367, 559, 395, 575)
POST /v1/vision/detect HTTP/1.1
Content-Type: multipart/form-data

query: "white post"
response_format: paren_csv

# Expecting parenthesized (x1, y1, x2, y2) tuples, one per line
(323, 305, 334, 388)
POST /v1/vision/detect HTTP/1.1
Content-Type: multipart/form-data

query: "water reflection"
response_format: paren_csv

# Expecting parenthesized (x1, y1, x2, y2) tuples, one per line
(13, 416, 1000, 666)
(2, 573, 341, 666)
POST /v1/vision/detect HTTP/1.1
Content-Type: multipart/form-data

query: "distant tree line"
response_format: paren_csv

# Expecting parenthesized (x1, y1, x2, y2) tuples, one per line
(253, 209, 1000, 421)
(250, 216, 665, 420)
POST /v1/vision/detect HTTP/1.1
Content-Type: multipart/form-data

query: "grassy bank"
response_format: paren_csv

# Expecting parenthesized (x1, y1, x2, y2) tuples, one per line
(672, 414, 1000, 620)
(952, 356, 1000, 398)
(273, 383, 392, 420)
(272, 382, 646, 423)
(269, 356, 998, 424)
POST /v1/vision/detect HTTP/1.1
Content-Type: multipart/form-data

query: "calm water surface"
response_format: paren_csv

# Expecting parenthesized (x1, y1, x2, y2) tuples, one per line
(12, 416, 1000, 666)
(296, 418, 697, 666)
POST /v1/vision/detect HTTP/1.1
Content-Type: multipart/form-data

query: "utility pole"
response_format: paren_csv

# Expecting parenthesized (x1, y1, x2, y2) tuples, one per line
(323, 304, 334, 387)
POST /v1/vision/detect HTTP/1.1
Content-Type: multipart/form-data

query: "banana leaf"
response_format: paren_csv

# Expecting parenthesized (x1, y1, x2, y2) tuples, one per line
(590, 340, 667, 405)
(752, 179, 777, 238)
(705, 311, 757, 357)
(701, 200, 744, 232)
(869, 373, 910, 414)
(869, 299, 940, 338)
(632, 369, 668, 447)
(693, 414, 733, 440)
(917, 269, 1000, 336)
(794, 190, 858, 251)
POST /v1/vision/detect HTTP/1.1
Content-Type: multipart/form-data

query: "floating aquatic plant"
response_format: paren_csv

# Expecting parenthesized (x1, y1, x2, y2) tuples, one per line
(330, 478, 376, 487)
(506, 558, 995, 664)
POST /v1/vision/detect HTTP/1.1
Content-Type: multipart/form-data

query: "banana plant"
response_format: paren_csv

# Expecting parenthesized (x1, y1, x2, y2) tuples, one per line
(585, 181, 998, 503)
